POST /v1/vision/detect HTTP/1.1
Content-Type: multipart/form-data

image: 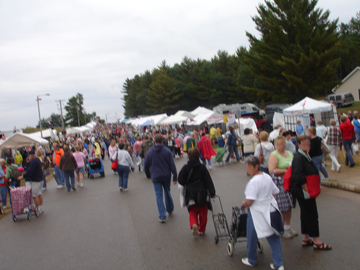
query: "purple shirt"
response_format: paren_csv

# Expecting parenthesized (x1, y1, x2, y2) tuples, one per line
(73, 152, 85, 168)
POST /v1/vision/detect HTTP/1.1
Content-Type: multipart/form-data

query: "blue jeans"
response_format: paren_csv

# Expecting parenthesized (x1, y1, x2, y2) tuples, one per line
(355, 131, 360, 143)
(225, 145, 240, 162)
(311, 155, 329, 178)
(0, 186, 8, 207)
(201, 158, 212, 166)
(63, 170, 75, 191)
(43, 173, 47, 189)
(343, 139, 355, 166)
(247, 211, 283, 268)
(153, 181, 174, 220)
(117, 165, 130, 189)
(54, 165, 64, 186)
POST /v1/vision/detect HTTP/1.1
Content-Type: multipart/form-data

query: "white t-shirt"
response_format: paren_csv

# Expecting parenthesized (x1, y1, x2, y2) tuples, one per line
(245, 173, 279, 201)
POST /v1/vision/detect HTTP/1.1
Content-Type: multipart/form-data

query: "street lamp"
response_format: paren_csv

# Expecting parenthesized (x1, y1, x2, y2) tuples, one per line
(36, 93, 50, 138)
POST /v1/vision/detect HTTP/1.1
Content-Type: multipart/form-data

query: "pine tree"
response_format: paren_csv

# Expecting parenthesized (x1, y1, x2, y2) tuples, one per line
(146, 69, 183, 114)
(242, 0, 340, 102)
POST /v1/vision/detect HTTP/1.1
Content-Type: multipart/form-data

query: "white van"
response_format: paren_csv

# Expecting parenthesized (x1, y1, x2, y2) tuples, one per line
(213, 103, 265, 118)
(325, 92, 354, 108)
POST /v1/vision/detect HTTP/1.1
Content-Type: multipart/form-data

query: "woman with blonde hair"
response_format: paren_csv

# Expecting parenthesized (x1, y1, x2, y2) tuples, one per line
(108, 140, 118, 162)
(268, 136, 297, 239)
(325, 119, 342, 172)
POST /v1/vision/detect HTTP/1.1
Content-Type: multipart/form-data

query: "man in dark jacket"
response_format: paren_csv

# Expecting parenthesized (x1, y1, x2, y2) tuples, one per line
(225, 127, 241, 163)
(144, 134, 177, 223)
(60, 147, 78, 192)
(19, 150, 44, 214)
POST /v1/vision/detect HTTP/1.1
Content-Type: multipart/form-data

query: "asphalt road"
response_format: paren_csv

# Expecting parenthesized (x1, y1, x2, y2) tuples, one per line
(0, 156, 359, 270)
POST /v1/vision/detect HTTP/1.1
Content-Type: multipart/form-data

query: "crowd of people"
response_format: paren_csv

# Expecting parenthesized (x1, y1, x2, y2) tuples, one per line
(0, 111, 358, 270)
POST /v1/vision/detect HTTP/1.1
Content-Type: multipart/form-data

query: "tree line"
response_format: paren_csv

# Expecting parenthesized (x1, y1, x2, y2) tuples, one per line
(122, 0, 360, 118)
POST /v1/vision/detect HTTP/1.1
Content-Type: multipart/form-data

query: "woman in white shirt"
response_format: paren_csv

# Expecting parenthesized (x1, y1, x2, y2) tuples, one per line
(112, 143, 134, 192)
(242, 128, 259, 157)
(241, 156, 284, 270)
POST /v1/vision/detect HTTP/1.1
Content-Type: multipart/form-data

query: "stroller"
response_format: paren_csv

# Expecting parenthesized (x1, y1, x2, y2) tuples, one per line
(87, 158, 105, 179)
(211, 196, 263, 256)
(214, 147, 227, 166)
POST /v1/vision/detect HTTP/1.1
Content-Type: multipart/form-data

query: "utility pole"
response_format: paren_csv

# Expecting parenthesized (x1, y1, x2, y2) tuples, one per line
(36, 93, 50, 138)
(56, 99, 65, 130)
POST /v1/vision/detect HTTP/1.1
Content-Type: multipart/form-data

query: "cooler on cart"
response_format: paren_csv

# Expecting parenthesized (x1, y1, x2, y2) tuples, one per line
(87, 158, 105, 179)
(10, 186, 39, 222)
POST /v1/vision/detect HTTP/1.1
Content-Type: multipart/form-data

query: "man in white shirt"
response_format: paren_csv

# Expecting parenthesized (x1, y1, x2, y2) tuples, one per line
(316, 121, 327, 139)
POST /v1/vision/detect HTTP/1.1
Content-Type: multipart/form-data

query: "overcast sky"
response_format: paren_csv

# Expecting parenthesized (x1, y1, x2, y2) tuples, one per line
(0, 0, 357, 131)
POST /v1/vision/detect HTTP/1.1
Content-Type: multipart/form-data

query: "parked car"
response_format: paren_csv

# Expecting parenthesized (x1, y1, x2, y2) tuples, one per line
(325, 92, 354, 108)
(263, 104, 290, 132)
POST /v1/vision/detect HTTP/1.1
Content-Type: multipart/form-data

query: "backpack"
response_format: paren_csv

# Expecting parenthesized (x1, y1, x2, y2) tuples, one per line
(10, 166, 22, 181)
(283, 166, 292, 192)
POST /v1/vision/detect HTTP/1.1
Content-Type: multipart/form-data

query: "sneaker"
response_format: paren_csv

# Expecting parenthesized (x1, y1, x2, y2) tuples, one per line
(290, 228, 298, 237)
(270, 263, 285, 270)
(42, 188, 47, 191)
(198, 231, 204, 235)
(192, 224, 199, 236)
(57, 185, 65, 189)
(119, 187, 123, 192)
(77, 183, 81, 187)
(323, 177, 329, 180)
(168, 211, 173, 217)
(242, 258, 255, 267)
(350, 163, 355, 168)
(282, 230, 294, 239)
(159, 219, 166, 223)
(208, 165, 212, 170)
(80, 183, 84, 188)
(72, 187, 76, 191)
(67, 189, 71, 192)
(337, 165, 341, 173)
(123, 188, 128, 192)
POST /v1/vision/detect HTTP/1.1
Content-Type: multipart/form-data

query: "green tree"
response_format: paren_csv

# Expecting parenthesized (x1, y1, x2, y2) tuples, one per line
(242, 0, 340, 102)
(64, 93, 86, 126)
(146, 69, 183, 114)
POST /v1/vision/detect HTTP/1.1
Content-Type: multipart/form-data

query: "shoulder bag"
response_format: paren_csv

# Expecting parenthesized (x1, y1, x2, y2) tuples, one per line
(182, 169, 193, 197)
(111, 151, 118, 170)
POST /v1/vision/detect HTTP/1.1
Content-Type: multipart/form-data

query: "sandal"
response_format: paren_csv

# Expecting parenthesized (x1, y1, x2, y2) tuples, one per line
(313, 243, 332, 251)
(302, 239, 314, 247)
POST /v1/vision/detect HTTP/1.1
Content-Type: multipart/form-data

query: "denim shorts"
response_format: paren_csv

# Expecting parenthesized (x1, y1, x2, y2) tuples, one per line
(76, 166, 85, 173)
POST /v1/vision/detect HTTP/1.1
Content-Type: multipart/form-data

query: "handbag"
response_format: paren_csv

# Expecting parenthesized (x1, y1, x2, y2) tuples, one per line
(182, 169, 193, 197)
(321, 138, 330, 155)
(111, 151, 118, 170)
(259, 143, 264, 164)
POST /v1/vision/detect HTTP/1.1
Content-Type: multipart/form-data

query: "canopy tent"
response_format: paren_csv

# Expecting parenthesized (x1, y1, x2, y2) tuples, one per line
(28, 129, 59, 141)
(139, 119, 152, 127)
(66, 126, 92, 136)
(120, 118, 128, 123)
(187, 112, 215, 126)
(230, 118, 258, 137)
(147, 113, 168, 125)
(283, 97, 332, 116)
(160, 115, 188, 125)
(190, 106, 213, 116)
(174, 110, 195, 119)
(0, 133, 49, 150)
(85, 121, 97, 130)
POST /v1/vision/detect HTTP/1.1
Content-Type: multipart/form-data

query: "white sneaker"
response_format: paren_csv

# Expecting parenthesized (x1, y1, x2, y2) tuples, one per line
(42, 188, 47, 191)
(242, 258, 255, 267)
(337, 165, 341, 173)
(80, 183, 84, 188)
(192, 224, 198, 236)
(119, 187, 123, 191)
(77, 183, 81, 187)
(57, 185, 65, 189)
(282, 230, 294, 239)
(123, 188, 128, 192)
(208, 165, 212, 170)
(270, 263, 285, 270)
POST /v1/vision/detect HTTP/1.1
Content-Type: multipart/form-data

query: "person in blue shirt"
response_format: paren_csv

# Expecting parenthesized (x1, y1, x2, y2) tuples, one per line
(296, 121, 304, 136)
(353, 114, 360, 143)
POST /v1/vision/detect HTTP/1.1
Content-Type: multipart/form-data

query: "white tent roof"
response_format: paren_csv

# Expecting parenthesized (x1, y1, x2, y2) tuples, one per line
(0, 133, 49, 150)
(66, 126, 91, 136)
(187, 112, 214, 126)
(190, 106, 213, 116)
(85, 121, 97, 130)
(283, 97, 332, 116)
(174, 110, 195, 119)
(28, 129, 58, 141)
(160, 115, 188, 125)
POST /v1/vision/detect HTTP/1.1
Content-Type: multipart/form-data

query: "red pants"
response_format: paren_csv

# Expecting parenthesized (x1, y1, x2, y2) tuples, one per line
(189, 204, 208, 233)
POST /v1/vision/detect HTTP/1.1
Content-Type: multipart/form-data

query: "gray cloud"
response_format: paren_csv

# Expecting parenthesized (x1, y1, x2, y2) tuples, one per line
(0, 0, 357, 130)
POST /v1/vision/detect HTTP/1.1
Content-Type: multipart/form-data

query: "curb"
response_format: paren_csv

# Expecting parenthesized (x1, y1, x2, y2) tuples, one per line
(321, 180, 360, 194)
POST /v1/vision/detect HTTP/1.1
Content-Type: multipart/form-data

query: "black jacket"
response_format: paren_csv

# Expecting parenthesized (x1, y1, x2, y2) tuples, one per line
(178, 159, 216, 208)
(291, 152, 319, 199)
(309, 137, 323, 157)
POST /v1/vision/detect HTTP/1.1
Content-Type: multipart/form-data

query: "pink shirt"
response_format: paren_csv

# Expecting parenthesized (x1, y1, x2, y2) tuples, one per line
(73, 152, 85, 168)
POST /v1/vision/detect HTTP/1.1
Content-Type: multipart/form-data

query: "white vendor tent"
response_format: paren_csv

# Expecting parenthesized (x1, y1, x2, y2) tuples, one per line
(187, 111, 215, 126)
(28, 129, 59, 141)
(85, 121, 97, 130)
(66, 126, 92, 136)
(0, 133, 49, 150)
(190, 106, 213, 116)
(174, 110, 195, 119)
(273, 112, 286, 129)
(283, 97, 332, 116)
(160, 115, 188, 125)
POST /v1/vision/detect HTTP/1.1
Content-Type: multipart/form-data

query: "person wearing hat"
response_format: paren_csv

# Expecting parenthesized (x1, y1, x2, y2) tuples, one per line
(18, 150, 45, 214)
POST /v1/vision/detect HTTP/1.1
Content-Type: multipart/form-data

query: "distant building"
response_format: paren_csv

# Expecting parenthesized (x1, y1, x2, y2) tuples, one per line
(333, 66, 360, 101)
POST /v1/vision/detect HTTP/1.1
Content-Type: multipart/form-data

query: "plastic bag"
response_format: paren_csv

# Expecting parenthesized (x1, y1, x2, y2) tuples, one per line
(351, 143, 359, 155)
(178, 184, 185, 208)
